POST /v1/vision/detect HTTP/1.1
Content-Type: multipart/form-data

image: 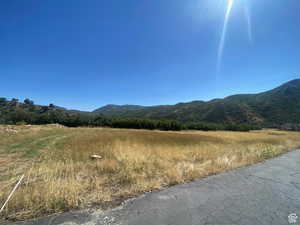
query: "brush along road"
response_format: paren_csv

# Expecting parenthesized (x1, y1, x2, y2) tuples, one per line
(8, 149, 300, 225)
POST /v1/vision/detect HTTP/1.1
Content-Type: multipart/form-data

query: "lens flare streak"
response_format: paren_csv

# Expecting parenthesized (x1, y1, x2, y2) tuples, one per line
(244, 3, 252, 42)
(217, 0, 234, 74)
(216, 0, 253, 74)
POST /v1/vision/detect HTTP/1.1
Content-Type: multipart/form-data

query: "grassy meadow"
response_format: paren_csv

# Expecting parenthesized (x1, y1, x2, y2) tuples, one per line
(1, 125, 300, 220)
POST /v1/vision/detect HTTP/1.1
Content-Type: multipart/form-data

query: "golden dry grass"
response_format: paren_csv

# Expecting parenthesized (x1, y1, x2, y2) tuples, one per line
(1, 125, 300, 220)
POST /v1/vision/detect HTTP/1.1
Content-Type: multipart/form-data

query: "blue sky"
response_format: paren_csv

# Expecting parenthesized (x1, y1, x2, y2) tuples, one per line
(1, 0, 299, 111)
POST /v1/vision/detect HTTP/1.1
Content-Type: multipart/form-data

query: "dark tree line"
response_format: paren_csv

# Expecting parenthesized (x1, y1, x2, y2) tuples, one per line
(2, 111, 261, 132)
(0, 98, 262, 131)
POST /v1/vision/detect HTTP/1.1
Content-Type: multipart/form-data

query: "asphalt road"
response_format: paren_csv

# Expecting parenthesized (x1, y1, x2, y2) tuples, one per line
(6, 149, 300, 225)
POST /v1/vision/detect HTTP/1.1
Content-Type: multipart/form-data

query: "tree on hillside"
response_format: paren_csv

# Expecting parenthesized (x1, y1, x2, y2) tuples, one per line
(11, 98, 18, 102)
(10, 98, 19, 106)
(0, 97, 6, 103)
(24, 98, 34, 105)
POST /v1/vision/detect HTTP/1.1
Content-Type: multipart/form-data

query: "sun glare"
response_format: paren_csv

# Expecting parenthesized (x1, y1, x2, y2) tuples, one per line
(216, 0, 252, 74)
(217, 0, 235, 74)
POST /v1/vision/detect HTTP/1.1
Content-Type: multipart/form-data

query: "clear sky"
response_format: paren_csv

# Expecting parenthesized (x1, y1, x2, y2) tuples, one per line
(1, 0, 299, 111)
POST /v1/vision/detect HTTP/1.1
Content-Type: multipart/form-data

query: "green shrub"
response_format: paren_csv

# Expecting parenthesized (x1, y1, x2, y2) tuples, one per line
(260, 145, 275, 159)
(16, 121, 27, 126)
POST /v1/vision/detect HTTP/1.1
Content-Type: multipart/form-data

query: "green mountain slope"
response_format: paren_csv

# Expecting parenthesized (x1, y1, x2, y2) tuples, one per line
(93, 79, 300, 125)
(1, 79, 299, 126)
(0, 98, 91, 126)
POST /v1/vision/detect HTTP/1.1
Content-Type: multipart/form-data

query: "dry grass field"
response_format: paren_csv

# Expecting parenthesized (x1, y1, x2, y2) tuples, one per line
(1, 125, 300, 221)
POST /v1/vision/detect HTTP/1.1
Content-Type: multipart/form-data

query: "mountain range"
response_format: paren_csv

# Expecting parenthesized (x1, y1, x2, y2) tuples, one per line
(93, 79, 300, 126)
(1, 79, 300, 126)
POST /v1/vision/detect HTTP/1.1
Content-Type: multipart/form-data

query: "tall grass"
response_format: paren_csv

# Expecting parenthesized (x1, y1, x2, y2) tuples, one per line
(1, 126, 300, 220)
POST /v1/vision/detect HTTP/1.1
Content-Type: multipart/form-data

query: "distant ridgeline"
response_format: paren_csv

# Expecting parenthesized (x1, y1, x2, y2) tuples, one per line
(0, 98, 259, 131)
(1, 79, 300, 131)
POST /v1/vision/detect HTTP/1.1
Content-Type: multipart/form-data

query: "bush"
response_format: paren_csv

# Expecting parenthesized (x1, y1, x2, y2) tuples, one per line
(16, 121, 27, 126)
(260, 145, 275, 159)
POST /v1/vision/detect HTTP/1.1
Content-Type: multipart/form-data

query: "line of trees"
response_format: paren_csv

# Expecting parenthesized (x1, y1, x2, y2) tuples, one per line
(0, 98, 262, 131)
(3, 111, 261, 132)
